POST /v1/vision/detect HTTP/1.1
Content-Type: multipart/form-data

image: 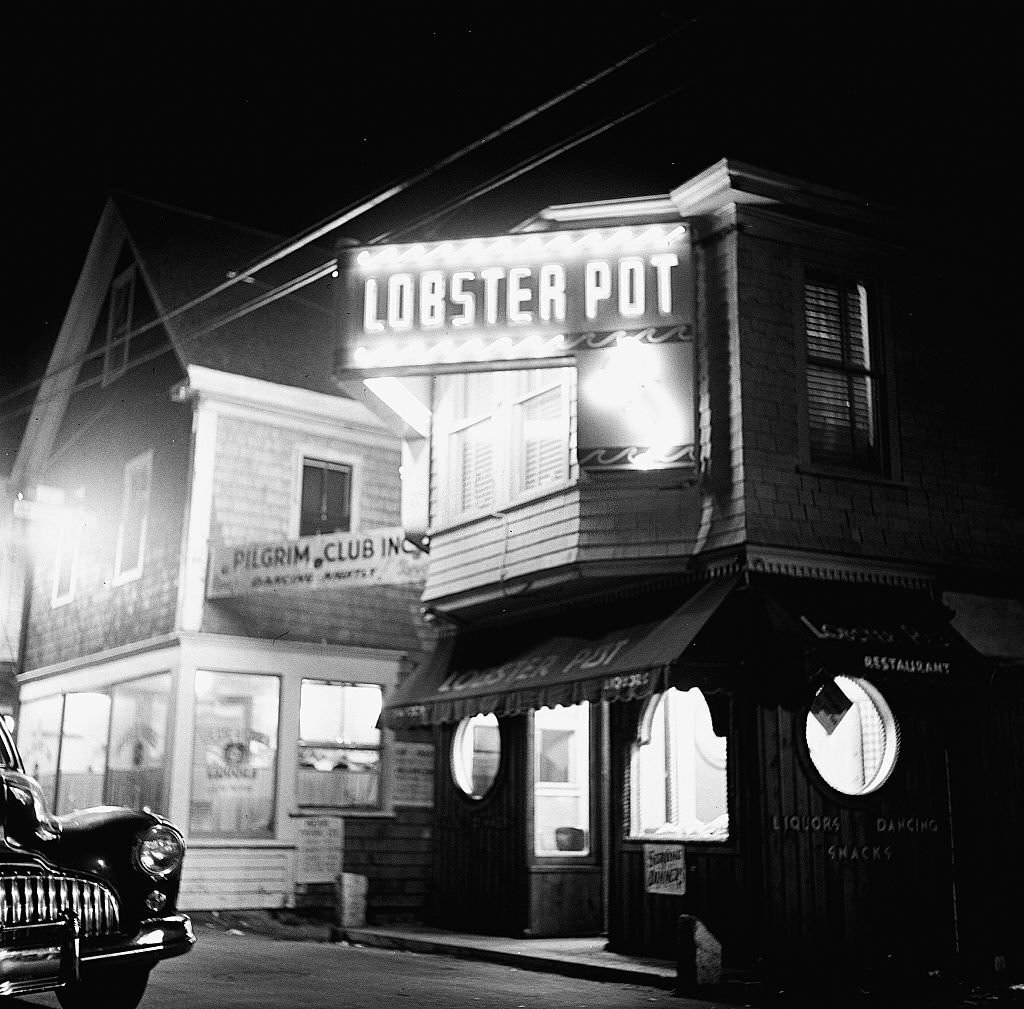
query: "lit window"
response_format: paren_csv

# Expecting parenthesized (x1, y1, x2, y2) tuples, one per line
(632, 687, 728, 841)
(114, 450, 153, 583)
(300, 457, 352, 536)
(190, 671, 280, 838)
(105, 674, 171, 813)
(804, 272, 883, 471)
(51, 514, 80, 607)
(15, 676, 171, 816)
(451, 712, 501, 799)
(533, 703, 590, 857)
(297, 681, 383, 808)
(103, 265, 135, 384)
(439, 368, 571, 522)
(805, 676, 899, 795)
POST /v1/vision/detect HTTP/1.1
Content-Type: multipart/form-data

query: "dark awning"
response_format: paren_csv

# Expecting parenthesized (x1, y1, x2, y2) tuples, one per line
(382, 576, 739, 728)
(760, 577, 983, 684)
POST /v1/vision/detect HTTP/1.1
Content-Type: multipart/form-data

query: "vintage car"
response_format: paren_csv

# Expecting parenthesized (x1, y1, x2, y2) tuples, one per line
(0, 717, 194, 1007)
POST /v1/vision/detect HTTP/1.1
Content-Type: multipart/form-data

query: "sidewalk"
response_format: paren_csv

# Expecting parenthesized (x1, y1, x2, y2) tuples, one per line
(189, 911, 1020, 1008)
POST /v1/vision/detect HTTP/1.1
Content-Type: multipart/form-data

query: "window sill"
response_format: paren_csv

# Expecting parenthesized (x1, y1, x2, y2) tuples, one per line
(290, 806, 396, 819)
(796, 464, 909, 489)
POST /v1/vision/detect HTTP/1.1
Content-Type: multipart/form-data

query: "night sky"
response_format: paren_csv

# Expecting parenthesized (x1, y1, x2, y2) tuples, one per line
(4, 4, 1013, 473)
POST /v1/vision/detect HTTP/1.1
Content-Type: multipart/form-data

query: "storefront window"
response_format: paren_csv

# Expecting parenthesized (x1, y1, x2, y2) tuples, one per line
(533, 703, 590, 857)
(805, 675, 899, 795)
(55, 692, 111, 812)
(15, 695, 63, 806)
(632, 687, 728, 841)
(15, 677, 172, 815)
(297, 680, 382, 808)
(105, 673, 170, 813)
(451, 713, 500, 799)
(191, 671, 280, 838)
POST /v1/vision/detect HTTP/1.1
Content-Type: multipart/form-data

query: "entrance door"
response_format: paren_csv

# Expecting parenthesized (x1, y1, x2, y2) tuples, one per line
(526, 701, 603, 937)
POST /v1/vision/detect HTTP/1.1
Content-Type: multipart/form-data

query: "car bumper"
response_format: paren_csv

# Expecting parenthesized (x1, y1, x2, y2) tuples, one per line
(0, 912, 195, 998)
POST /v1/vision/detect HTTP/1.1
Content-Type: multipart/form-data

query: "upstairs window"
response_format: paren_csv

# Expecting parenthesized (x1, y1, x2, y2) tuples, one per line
(804, 272, 883, 472)
(114, 450, 153, 583)
(300, 458, 353, 535)
(103, 265, 136, 385)
(297, 680, 383, 809)
(440, 368, 570, 523)
(51, 513, 80, 607)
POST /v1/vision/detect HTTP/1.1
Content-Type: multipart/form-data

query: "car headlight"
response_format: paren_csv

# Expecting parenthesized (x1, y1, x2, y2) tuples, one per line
(134, 824, 185, 879)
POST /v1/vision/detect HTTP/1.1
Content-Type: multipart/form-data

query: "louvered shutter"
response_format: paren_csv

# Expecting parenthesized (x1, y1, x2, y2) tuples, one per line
(805, 274, 880, 469)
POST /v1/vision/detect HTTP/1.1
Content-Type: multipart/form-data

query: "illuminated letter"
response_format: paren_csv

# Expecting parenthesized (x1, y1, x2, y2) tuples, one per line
(650, 253, 679, 314)
(419, 270, 445, 329)
(538, 264, 566, 322)
(585, 261, 611, 320)
(480, 267, 505, 325)
(387, 274, 414, 330)
(363, 278, 385, 333)
(618, 257, 645, 317)
(451, 271, 475, 327)
(507, 266, 532, 324)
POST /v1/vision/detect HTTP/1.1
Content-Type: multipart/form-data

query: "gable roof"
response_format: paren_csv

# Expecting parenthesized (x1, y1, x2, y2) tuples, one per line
(12, 195, 344, 489)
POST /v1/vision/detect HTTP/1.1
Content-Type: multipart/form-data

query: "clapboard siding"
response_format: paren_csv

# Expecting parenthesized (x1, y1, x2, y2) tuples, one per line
(178, 845, 292, 910)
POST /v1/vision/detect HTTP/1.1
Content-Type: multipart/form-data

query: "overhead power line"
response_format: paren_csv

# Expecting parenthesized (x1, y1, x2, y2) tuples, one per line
(1, 19, 700, 430)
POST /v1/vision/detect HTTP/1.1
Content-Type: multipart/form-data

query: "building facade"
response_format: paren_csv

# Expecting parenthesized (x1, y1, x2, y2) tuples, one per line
(343, 161, 1023, 990)
(9, 197, 434, 920)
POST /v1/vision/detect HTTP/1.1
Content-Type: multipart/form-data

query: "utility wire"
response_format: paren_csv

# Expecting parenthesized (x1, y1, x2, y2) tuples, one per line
(0, 20, 692, 416)
(1, 22, 702, 432)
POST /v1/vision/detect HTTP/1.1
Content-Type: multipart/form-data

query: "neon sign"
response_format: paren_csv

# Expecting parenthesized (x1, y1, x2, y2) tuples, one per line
(337, 225, 693, 373)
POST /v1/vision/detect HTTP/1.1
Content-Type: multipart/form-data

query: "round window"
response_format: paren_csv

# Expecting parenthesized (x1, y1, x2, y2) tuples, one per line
(805, 676, 899, 796)
(451, 713, 501, 799)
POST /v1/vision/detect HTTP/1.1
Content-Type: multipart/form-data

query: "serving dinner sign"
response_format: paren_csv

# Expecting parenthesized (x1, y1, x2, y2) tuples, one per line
(206, 526, 428, 598)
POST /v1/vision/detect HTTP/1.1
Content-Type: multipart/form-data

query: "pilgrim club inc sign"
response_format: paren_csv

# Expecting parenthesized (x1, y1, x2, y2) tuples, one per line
(336, 224, 693, 373)
(206, 526, 428, 598)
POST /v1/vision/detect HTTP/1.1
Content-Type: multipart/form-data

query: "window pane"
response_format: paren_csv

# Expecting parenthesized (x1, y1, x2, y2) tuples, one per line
(451, 713, 500, 799)
(632, 688, 728, 840)
(534, 703, 590, 856)
(105, 673, 170, 813)
(116, 452, 152, 578)
(518, 385, 565, 492)
(191, 671, 280, 838)
(452, 419, 495, 513)
(806, 676, 899, 795)
(56, 692, 111, 813)
(16, 696, 63, 806)
(297, 681, 382, 809)
(300, 459, 352, 536)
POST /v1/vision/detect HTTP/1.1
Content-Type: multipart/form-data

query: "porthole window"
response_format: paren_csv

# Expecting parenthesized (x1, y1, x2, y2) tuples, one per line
(805, 676, 899, 795)
(451, 713, 501, 799)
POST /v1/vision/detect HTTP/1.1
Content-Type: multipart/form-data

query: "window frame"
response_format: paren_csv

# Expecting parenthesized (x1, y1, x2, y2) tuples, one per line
(628, 687, 731, 845)
(113, 449, 153, 585)
(796, 263, 897, 479)
(291, 449, 360, 538)
(103, 265, 136, 385)
(51, 513, 81, 607)
(296, 679, 385, 811)
(437, 367, 573, 526)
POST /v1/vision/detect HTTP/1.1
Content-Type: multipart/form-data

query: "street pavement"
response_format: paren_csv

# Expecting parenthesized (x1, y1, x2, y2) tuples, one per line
(6, 928, 725, 1009)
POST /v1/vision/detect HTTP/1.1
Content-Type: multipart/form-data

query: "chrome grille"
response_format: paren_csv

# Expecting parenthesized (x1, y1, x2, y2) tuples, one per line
(0, 871, 120, 936)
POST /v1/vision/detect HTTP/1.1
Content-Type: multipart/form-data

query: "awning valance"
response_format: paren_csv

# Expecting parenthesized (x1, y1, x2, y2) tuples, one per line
(382, 576, 739, 728)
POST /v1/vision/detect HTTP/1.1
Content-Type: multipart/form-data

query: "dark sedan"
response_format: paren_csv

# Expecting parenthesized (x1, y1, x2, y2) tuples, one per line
(0, 718, 193, 1008)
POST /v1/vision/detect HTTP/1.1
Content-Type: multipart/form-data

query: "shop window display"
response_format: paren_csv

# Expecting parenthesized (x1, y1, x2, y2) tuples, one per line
(190, 670, 280, 838)
(632, 687, 728, 841)
(451, 712, 501, 799)
(297, 680, 382, 808)
(805, 675, 899, 795)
